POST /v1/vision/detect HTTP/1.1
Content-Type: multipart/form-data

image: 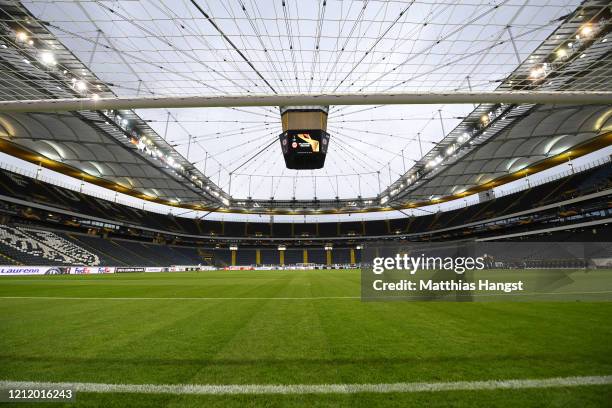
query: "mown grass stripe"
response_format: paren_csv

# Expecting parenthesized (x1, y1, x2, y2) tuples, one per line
(1, 376, 611, 396)
(0, 296, 360, 300)
(1, 289, 611, 301)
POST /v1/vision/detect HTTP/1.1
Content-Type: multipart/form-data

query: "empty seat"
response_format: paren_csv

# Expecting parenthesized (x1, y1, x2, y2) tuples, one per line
(0, 224, 100, 265)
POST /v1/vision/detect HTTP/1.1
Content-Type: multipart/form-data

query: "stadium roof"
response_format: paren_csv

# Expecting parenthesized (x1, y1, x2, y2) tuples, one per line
(0, 0, 610, 215)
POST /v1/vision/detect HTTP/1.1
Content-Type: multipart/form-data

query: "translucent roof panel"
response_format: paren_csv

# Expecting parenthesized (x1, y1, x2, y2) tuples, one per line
(17, 0, 588, 201)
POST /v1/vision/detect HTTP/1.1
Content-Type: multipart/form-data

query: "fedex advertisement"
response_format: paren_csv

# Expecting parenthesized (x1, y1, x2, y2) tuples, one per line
(69, 266, 116, 274)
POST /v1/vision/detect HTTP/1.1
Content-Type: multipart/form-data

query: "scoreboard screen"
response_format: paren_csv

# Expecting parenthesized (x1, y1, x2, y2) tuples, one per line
(280, 130, 330, 169)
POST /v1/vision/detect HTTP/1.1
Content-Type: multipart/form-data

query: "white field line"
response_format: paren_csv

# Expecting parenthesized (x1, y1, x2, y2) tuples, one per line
(1, 376, 611, 396)
(0, 296, 360, 300)
(1, 289, 612, 301)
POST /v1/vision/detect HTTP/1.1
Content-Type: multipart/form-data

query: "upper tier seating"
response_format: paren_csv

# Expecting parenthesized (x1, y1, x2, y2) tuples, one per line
(0, 162, 610, 240)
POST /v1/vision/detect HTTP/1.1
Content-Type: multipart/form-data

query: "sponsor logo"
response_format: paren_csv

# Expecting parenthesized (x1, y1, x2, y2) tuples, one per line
(297, 133, 319, 152)
(68, 267, 115, 275)
(0, 266, 66, 275)
(115, 267, 146, 273)
(45, 267, 63, 275)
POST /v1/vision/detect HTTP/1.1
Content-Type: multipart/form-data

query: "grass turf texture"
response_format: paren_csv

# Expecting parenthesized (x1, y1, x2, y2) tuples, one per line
(0, 269, 611, 407)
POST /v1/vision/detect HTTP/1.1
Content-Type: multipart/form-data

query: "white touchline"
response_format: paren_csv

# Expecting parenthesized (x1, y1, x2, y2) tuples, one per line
(1, 376, 611, 396)
(0, 296, 360, 300)
(1, 290, 612, 301)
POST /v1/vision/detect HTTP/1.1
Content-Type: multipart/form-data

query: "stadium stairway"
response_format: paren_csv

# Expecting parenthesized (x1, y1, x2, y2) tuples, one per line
(123, 241, 192, 266)
(170, 246, 207, 265)
(213, 249, 232, 267)
(0, 248, 20, 265)
(108, 239, 155, 266)
(576, 165, 612, 193)
(536, 176, 575, 207)
(197, 248, 213, 264)
(64, 233, 127, 266)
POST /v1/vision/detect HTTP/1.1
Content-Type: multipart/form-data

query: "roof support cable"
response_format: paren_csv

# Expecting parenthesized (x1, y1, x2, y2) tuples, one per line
(189, 0, 278, 94)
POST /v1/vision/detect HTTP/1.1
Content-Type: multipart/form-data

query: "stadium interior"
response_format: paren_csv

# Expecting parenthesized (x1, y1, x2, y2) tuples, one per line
(0, 0, 611, 406)
(0, 159, 611, 268)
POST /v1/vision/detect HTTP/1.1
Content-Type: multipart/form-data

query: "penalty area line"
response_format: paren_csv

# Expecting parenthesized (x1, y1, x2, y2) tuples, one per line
(1, 376, 611, 396)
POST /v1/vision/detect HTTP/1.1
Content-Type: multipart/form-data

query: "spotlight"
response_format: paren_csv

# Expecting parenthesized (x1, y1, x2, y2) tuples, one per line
(75, 80, 87, 92)
(580, 25, 593, 37)
(16, 31, 28, 42)
(40, 51, 56, 65)
(529, 65, 546, 79)
(556, 48, 567, 59)
(428, 156, 443, 168)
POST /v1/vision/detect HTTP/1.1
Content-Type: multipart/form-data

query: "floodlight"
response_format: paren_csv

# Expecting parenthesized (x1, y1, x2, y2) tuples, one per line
(75, 81, 87, 92)
(16, 31, 28, 42)
(40, 51, 56, 65)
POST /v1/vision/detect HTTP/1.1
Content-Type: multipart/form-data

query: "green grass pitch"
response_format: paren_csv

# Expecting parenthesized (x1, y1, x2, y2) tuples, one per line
(0, 269, 611, 407)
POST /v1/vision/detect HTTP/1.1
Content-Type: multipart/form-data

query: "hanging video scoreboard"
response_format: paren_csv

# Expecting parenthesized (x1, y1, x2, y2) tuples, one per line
(278, 106, 330, 170)
(280, 130, 330, 169)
